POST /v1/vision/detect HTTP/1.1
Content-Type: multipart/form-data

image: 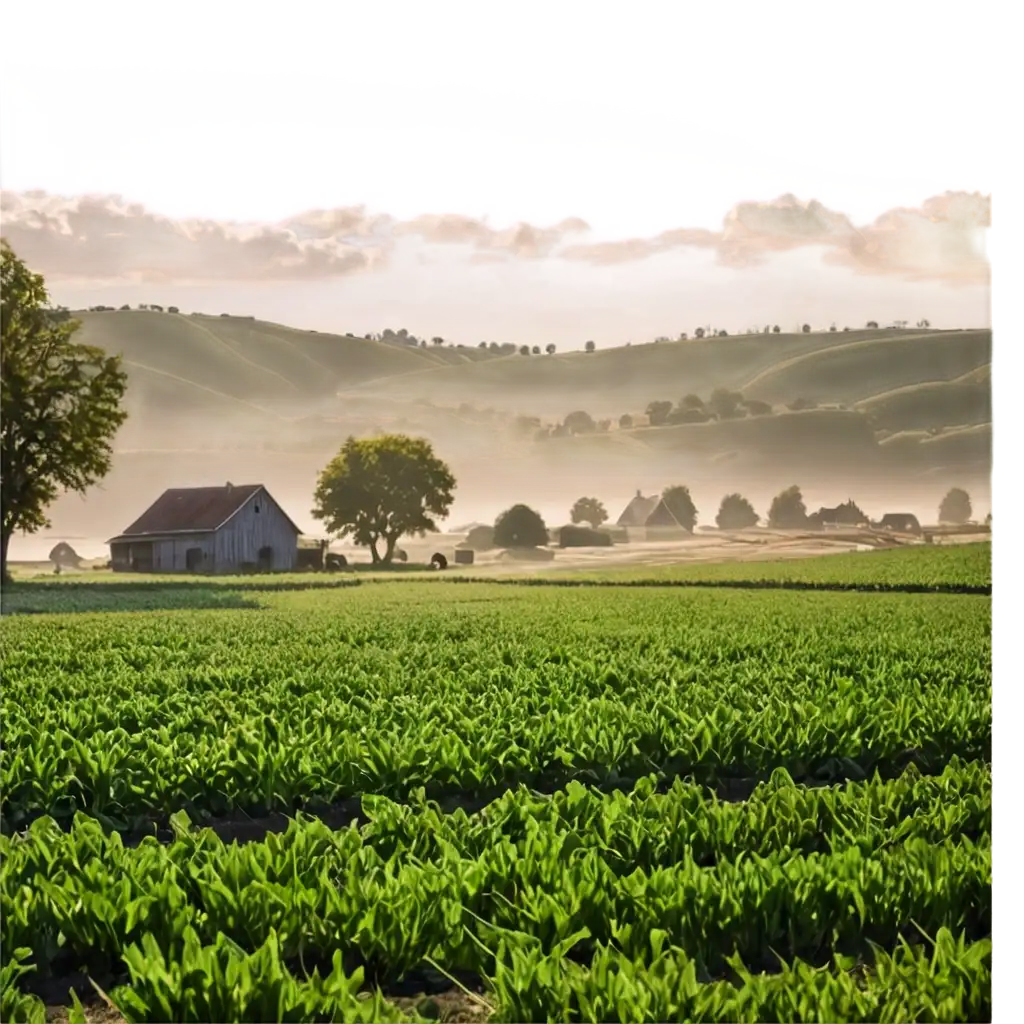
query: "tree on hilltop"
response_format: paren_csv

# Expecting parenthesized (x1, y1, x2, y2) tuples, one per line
(646, 400, 673, 427)
(570, 497, 609, 528)
(716, 493, 759, 530)
(585, 340, 596, 353)
(312, 434, 455, 565)
(563, 410, 596, 435)
(545, 343, 556, 355)
(1, 240, 129, 581)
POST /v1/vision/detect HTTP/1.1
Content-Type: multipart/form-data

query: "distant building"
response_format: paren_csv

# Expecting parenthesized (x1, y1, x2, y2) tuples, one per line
(617, 491, 659, 527)
(643, 497, 692, 536)
(807, 500, 870, 530)
(108, 483, 301, 573)
(875, 513, 922, 535)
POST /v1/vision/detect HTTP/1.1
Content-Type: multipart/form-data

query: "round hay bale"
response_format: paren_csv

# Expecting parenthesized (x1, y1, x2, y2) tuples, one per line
(430, 552, 448, 570)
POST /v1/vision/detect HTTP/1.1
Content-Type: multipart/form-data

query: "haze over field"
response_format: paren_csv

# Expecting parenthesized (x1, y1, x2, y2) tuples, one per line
(0, 2, 993, 559)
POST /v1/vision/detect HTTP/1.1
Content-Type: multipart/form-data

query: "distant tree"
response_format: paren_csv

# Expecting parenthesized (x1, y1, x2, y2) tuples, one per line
(707, 387, 745, 420)
(669, 406, 711, 425)
(596, 418, 611, 432)
(532, 345, 541, 355)
(718, 329, 728, 337)
(570, 496, 609, 528)
(119, 304, 131, 311)
(866, 320, 879, 328)
(312, 434, 456, 565)
(478, 341, 487, 348)
(743, 398, 773, 416)
(494, 504, 548, 548)
(661, 485, 698, 533)
(787, 397, 818, 412)
(619, 413, 634, 429)
(518, 345, 530, 356)
(585, 340, 596, 353)
(168, 306, 180, 314)
(512, 414, 542, 437)
(772, 325, 781, 333)
(150, 304, 164, 312)
(1, 241, 129, 580)
(419, 340, 427, 348)
(431, 336, 444, 346)
(938, 488, 972, 525)
(768, 485, 808, 529)
(829, 323, 837, 332)
(716, 493, 759, 530)
(802, 324, 811, 333)
(694, 327, 706, 339)
(678, 332, 688, 341)
(985, 512, 992, 527)
(545, 343, 556, 355)
(681, 393, 704, 411)
(917, 319, 931, 328)
(488, 342, 499, 350)
(220, 312, 230, 317)
(564, 410, 596, 435)
(646, 400, 674, 427)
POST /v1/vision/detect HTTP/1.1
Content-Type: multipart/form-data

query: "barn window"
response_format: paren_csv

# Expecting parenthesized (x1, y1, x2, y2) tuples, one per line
(254, 503, 261, 513)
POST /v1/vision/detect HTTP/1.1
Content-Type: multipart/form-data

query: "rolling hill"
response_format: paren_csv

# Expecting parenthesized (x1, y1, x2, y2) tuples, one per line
(741, 330, 990, 406)
(341, 328, 898, 416)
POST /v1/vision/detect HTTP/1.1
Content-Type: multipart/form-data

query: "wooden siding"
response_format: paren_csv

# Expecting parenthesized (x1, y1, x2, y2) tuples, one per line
(212, 489, 298, 572)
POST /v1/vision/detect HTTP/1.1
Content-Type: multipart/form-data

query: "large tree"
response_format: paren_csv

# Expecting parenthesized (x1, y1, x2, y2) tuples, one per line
(661, 485, 698, 532)
(312, 434, 456, 564)
(716, 493, 759, 530)
(570, 496, 608, 528)
(494, 504, 548, 548)
(1, 240, 128, 580)
(938, 487, 972, 525)
(768, 485, 808, 529)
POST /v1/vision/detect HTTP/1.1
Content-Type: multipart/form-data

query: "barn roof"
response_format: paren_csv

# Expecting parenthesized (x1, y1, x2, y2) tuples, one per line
(617, 492, 659, 526)
(108, 484, 301, 542)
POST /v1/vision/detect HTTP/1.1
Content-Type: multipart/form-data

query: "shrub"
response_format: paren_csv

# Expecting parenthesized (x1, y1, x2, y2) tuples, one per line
(494, 504, 548, 548)
(559, 524, 613, 547)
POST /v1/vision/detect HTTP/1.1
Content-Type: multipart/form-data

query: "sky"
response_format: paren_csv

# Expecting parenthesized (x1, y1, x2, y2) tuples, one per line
(0, 0, 997, 346)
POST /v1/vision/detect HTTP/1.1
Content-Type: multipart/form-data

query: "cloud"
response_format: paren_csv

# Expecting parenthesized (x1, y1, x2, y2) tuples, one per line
(0, 190, 988, 286)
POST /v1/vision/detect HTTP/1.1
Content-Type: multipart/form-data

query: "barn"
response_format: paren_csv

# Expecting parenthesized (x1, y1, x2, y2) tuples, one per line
(107, 483, 301, 574)
(615, 490, 692, 539)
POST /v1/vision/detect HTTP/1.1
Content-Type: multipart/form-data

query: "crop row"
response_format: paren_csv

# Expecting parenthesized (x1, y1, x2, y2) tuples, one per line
(4, 926, 991, 1024)
(3, 788, 990, 980)
(1, 588, 991, 826)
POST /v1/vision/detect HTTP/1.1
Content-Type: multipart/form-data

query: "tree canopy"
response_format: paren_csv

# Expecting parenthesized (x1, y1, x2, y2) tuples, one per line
(570, 496, 608, 528)
(768, 485, 808, 529)
(1, 240, 129, 580)
(494, 504, 548, 548)
(311, 433, 456, 564)
(938, 487, 972, 525)
(661, 485, 698, 533)
(716, 493, 759, 530)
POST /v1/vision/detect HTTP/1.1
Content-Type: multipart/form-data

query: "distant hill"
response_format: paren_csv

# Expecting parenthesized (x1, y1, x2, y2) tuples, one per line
(741, 330, 990, 406)
(855, 378, 991, 434)
(341, 328, 894, 416)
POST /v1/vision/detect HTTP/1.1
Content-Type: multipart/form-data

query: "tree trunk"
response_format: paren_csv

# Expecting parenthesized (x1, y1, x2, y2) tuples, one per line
(368, 537, 381, 564)
(0, 525, 11, 584)
(382, 534, 398, 565)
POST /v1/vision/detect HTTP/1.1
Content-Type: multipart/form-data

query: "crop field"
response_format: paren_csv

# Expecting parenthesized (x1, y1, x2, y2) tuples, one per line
(0, 545, 992, 1022)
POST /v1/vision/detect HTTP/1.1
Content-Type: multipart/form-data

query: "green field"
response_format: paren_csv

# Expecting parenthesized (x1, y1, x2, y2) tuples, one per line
(0, 544, 991, 1021)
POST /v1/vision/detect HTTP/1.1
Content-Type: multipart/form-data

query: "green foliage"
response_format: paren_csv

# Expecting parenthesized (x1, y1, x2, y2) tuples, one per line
(312, 434, 455, 564)
(563, 410, 596, 435)
(569, 497, 608, 528)
(0, 240, 129, 579)
(645, 400, 673, 426)
(493, 504, 548, 548)
(716, 493, 759, 530)
(660, 484, 698, 532)
(769, 484, 809, 529)
(939, 487, 972, 525)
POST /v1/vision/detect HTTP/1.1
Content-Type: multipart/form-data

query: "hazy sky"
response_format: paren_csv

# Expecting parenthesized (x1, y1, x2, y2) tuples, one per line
(0, 1, 994, 346)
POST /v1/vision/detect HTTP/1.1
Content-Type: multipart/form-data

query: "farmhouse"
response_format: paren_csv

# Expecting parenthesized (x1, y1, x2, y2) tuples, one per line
(876, 512, 922, 535)
(616, 490, 659, 527)
(807, 500, 869, 530)
(108, 483, 301, 573)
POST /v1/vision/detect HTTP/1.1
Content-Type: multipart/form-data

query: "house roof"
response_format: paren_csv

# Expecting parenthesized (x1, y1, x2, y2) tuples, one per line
(644, 497, 689, 530)
(108, 484, 301, 542)
(617, 492, 659, 526)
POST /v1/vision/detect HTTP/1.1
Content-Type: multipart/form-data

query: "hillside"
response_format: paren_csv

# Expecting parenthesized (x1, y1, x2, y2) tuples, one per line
(342, 328, 896, 416)
(741, 330, 990, 406)
(855, 379, 991, 434)
(74, 310, 502, 406)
